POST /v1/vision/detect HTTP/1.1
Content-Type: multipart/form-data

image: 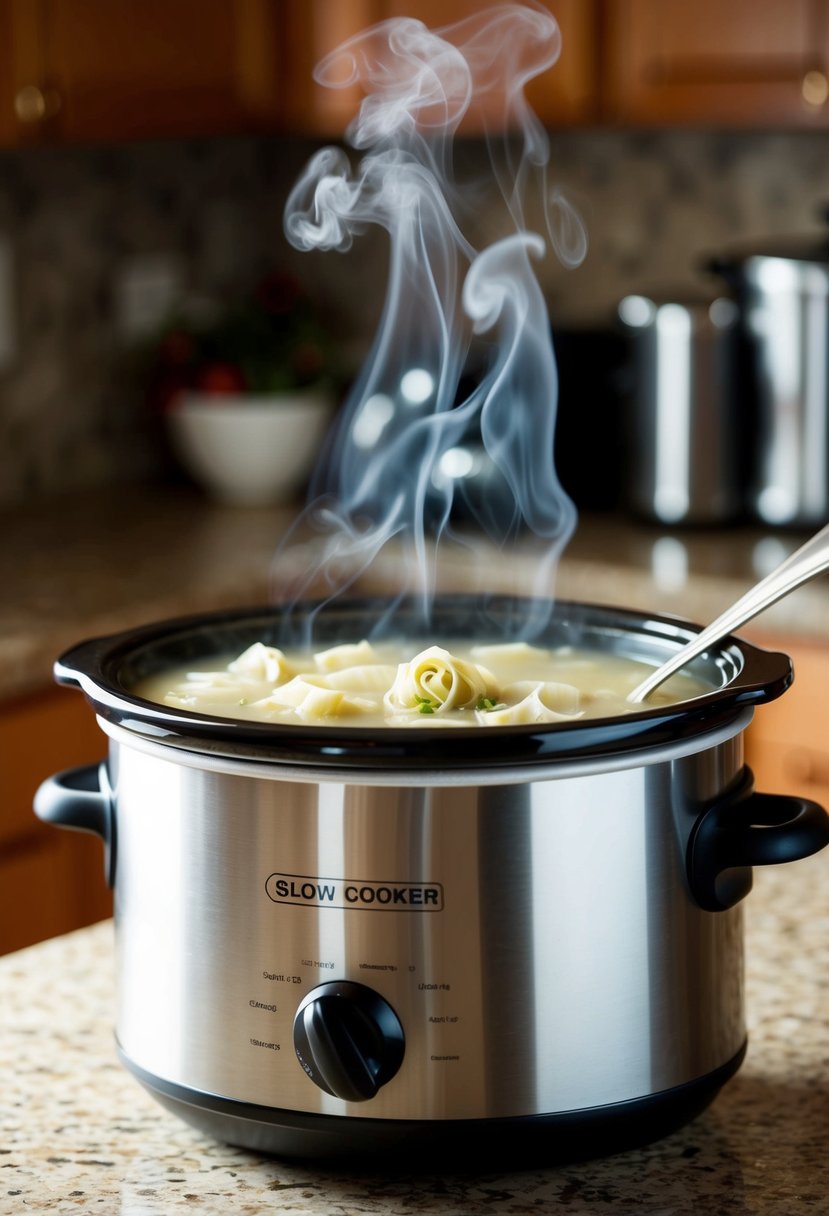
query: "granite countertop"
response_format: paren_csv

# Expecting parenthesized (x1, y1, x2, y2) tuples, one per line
(4, 484, 829, 703)
(2, 851, 827, 1214)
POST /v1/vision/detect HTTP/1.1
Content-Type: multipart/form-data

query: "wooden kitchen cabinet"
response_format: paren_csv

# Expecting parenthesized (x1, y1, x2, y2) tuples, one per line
(744, 634, 829, 810)
(1, 0, 283, 145)
(3, 1, 829, 147)
(278, 0, 598, 136)
(232, 0, 829, 134)
(0, 686, 111, 955)
(0, 4, 17, 144)
(602, 0, 829, 127)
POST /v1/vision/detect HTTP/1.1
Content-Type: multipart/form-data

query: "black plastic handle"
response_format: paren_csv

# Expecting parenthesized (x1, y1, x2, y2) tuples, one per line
(687, 770, 829, 912)
(34, 762, 116, 888)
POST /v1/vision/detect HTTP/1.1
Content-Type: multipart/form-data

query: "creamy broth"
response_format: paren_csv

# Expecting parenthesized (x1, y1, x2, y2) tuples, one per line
(132, 639, 709, 728)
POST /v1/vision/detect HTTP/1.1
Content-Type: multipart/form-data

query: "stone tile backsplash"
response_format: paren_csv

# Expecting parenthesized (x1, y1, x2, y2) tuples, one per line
(1, 129, 829, 506)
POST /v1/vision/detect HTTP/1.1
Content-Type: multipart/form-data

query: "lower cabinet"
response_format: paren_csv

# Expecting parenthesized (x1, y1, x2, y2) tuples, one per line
(0, 687, 111, 955)
(744, 633, 829, 813)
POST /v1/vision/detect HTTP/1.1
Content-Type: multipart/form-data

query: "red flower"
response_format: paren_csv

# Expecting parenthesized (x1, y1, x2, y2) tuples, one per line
(195, 362, 248, 396)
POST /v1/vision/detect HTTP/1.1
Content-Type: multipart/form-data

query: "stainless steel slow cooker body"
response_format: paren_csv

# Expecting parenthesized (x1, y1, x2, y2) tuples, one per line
(35, 597, 829, 1164)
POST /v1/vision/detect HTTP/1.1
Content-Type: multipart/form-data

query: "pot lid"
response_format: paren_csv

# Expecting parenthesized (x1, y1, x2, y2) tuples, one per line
(51, 597, 793, 772)
(708, 209, 829, 271)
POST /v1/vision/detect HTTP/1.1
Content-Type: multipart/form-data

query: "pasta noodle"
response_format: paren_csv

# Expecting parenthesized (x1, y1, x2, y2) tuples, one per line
(229, 642, 295, 684)
(384, 647, 498, 717)
(253, 677, 377, 722)
(475, 682, 583, 726)
(314, 641, 381, 672)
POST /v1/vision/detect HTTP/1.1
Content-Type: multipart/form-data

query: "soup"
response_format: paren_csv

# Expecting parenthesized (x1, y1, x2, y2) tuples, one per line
(132, 639, 709, 728)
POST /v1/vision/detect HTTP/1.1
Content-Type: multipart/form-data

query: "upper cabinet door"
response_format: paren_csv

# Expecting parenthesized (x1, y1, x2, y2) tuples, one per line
(5, 0, 283, 145)
(278, 0, 379, 137)
(527, 0, 598, 127)
(603, 0, 829, 126)
(0, 5, 18, 144)
(278, 0, 599, 137)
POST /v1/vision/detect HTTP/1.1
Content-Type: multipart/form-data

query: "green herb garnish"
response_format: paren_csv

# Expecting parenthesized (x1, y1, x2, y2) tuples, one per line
(416, 696, 436, 714)
(476, 696, 498, 712)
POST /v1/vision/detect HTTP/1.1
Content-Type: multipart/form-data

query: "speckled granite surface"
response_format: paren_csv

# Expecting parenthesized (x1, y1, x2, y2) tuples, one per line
(3, 851, 828, 1214)
(4, 485, 829, 703)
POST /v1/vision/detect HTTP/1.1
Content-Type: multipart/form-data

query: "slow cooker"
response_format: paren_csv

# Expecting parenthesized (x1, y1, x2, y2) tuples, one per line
(34, 596, 829, 1166)
(709, 220, 829, 528)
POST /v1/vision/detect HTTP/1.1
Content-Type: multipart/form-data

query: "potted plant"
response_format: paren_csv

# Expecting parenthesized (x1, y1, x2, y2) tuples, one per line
(150, 274, 342, 507)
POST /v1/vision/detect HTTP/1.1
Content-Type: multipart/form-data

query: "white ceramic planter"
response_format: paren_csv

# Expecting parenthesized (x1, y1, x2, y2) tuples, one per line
(167, 391, 334, 507)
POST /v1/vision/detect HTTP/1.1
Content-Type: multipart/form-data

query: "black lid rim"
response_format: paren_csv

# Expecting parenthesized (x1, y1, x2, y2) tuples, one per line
(54, 597, 793, 772)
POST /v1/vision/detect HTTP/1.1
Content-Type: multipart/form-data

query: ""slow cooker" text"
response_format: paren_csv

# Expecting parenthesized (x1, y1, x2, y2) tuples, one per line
(265, 873, 443, 911)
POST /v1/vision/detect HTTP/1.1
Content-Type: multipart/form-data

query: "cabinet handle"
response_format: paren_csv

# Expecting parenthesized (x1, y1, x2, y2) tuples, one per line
(14, 84, 62, 124)
(801, 70, 829, 109)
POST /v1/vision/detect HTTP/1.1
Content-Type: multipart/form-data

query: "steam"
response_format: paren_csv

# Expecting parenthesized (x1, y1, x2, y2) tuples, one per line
(277, 3, 586, 637)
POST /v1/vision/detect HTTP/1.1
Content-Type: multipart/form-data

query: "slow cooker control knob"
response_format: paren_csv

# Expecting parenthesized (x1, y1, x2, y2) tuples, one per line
(293, 980, 405, 1102)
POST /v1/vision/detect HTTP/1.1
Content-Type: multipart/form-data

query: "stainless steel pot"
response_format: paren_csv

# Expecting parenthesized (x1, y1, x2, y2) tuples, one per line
(710, 229, 829, 527)
(618, 293, 742, 525)
(34, 597, 829, 1166)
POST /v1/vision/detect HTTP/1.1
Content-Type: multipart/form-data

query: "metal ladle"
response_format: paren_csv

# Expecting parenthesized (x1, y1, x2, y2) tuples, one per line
(628, 520, 829, 704)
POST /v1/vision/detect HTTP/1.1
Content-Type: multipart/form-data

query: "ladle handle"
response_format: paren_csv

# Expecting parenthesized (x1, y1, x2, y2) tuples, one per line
(629, 520, 829, 703)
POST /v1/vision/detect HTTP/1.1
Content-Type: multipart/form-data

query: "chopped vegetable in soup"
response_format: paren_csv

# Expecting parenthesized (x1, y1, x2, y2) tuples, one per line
(132, 639, 709, 727)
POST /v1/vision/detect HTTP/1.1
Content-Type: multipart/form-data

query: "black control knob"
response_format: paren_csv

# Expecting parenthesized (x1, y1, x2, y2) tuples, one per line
(293, 980, 405, 1102)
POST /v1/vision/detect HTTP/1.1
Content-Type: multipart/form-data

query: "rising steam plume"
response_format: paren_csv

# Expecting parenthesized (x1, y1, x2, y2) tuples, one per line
(276, 2, 586, 637)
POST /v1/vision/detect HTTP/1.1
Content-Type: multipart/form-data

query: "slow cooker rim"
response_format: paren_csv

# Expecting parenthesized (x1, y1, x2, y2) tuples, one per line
(97, 706, 757, 785)
(52, 596, 792, 771)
